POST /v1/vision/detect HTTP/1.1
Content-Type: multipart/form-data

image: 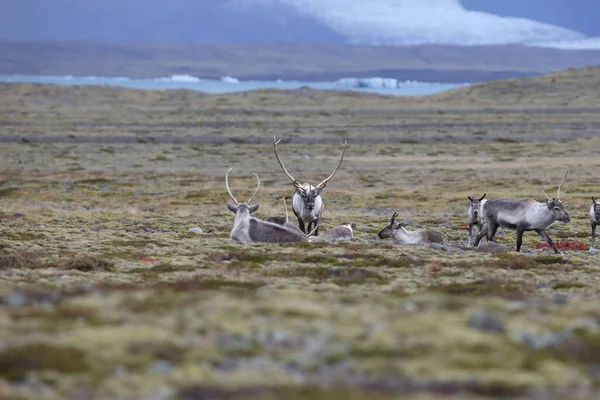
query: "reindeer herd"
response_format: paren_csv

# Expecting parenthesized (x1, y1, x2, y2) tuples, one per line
(225, 136, 600, 255)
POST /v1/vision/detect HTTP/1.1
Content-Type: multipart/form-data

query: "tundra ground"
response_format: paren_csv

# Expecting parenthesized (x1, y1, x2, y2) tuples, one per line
(1, 69, 600, 399)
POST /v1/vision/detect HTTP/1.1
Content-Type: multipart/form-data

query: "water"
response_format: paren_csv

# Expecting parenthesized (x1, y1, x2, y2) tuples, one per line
(0, 74, 468, 96)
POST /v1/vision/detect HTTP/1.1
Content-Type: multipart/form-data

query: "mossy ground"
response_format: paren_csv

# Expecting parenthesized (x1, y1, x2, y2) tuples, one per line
(2, 74, 600, 399)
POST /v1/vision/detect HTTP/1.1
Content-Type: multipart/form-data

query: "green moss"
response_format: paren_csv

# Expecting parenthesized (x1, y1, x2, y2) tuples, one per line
(161, 276, 266, 292)
(430, 278, 536, 299)
(552, 281, 585, 289)
(0, 343, 90, 380)
(59, 255, 115, 272)
(0, 187, 19, 197)
(76, 178, 112, 184)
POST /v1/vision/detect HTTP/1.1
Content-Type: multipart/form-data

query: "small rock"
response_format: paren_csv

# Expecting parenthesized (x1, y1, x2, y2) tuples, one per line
(188, 227, 203, 234)
(468, 309, 506, 333)
(91, 225, 104, 232)
(8, 291, 28, 306)
(147, 360, 173, 375)
(12, 213, 25, 218)
(589, 248, 599, 255)
(474, 242, 508, 254)
(429, 243, 444, 251)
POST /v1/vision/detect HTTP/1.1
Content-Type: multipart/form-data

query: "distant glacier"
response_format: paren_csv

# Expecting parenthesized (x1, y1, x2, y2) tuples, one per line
(0, 74, 468, 96)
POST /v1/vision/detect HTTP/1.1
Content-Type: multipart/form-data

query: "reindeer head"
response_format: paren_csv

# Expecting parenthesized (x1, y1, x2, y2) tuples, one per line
(593, 197, 600, 220)
(468, 193, 486, 218)
(540, 170, 572, 223)
(225, 168, 260, 216)
(377, 212, 403, 239)
(273, 136, 346, 211)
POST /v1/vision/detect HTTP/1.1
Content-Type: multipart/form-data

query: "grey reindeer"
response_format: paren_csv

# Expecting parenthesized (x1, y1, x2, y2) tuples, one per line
(266, 194, 308, 237)
(467, 193, 488, 247)
(474, 171, 572, 254)
(378, 212, 444, 245)
(318, 223, 356, 242)
(225, 168, 309, 244)
(273, 136, 347, 236)
(590, 197, 600, 250)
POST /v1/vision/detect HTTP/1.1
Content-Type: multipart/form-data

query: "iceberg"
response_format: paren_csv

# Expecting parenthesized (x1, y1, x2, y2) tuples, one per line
(336, 77, 399, 88)
(220, 76, 240, 84)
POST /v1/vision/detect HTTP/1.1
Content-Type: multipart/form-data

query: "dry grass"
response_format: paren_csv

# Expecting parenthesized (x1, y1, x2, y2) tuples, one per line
(1, 66, 600, 399)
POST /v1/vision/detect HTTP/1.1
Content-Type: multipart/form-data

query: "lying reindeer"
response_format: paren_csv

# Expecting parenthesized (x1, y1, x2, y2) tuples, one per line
(467, 193, 487, 247)
(318, 223, 356, 242)
(591, 197, 600, 250)
(273, 135, 347, 236)
(225, 168, 309, 244)
(378, 212, 444, 245)
(474, 171, 572, 254)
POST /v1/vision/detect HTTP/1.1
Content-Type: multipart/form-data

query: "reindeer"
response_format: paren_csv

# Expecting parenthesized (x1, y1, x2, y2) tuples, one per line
(473, 171, 572, 254)
(273, 136, 346, 236)
(318, 223, 356, 242)
(266, 194, 308, 237)
(225, 168, 309, 244)
(467, 193, 487, 247)
(591, 197, 600, 250)
(378, 212, 444, 245)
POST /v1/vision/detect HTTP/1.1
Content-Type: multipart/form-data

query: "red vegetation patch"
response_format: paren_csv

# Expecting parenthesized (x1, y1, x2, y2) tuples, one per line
(140, 257, 158, 263)
(535, 241, 589, 251)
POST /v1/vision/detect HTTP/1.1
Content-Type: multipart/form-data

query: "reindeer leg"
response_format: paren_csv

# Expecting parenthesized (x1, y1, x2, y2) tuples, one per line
(468, 223, 473, 247)
(474, 225, 488, 247)
(313, 217, 320, 236)
(536, 229, 560, 254)
(516, 227, 525, 252)
(487, 222, 499, 242)
(591, 223, 597, 250)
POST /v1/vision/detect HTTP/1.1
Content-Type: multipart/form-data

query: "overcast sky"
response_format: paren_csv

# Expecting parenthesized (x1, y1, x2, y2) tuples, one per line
(1, 0, 599, 48)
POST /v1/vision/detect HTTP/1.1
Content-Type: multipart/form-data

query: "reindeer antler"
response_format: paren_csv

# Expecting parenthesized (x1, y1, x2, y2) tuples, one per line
(316, 140, 347, 189)
(281, 194, 289, 223)
(248, 173, 260, 204)
(540, 173, 552, 201)
(225, 167, 239, 205)
(273, 136, 302, 189)
(557, 170, 568, 200)
(390, 212, 399, 223)
(479, 193, 486, 201)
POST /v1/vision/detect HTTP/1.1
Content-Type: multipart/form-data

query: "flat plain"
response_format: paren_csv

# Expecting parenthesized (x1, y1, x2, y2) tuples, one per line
(2, 67, 600, 400)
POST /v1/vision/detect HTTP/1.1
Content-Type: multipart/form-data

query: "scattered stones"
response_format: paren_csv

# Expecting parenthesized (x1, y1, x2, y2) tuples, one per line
(429, 243, 465, 254)
(468, 308, 506, 333)
(474, 242, 508, 254)
(188, 227, 203, 234)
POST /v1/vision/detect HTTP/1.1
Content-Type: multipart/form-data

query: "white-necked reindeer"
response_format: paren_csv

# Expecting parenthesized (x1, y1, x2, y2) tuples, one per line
(225, 168, 309, 244)
(378, 212, 444, 245)
(590, 197, 600, 250)
(273, 136, 347, 236)
(474, 171, 572, 254)
(318, 223, 356, 242)
(467, 193, 487, 247)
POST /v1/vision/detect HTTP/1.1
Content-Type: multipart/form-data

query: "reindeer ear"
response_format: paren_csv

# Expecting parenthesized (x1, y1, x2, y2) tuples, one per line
(249, 204, 259, 214)
(545, 199, 553, 208)
(313, 187, 323, 196)
(227, 203, 238, 213)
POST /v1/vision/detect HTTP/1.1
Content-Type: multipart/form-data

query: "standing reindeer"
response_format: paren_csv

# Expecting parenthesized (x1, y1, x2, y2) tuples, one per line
(225, 168, 309, 244)
(378, 212, 444, 245)
(591, 197, 600, 250)
(467, 193, 487, 247)
(474, 171, 572, 254)
(273, 136, 347, 236)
